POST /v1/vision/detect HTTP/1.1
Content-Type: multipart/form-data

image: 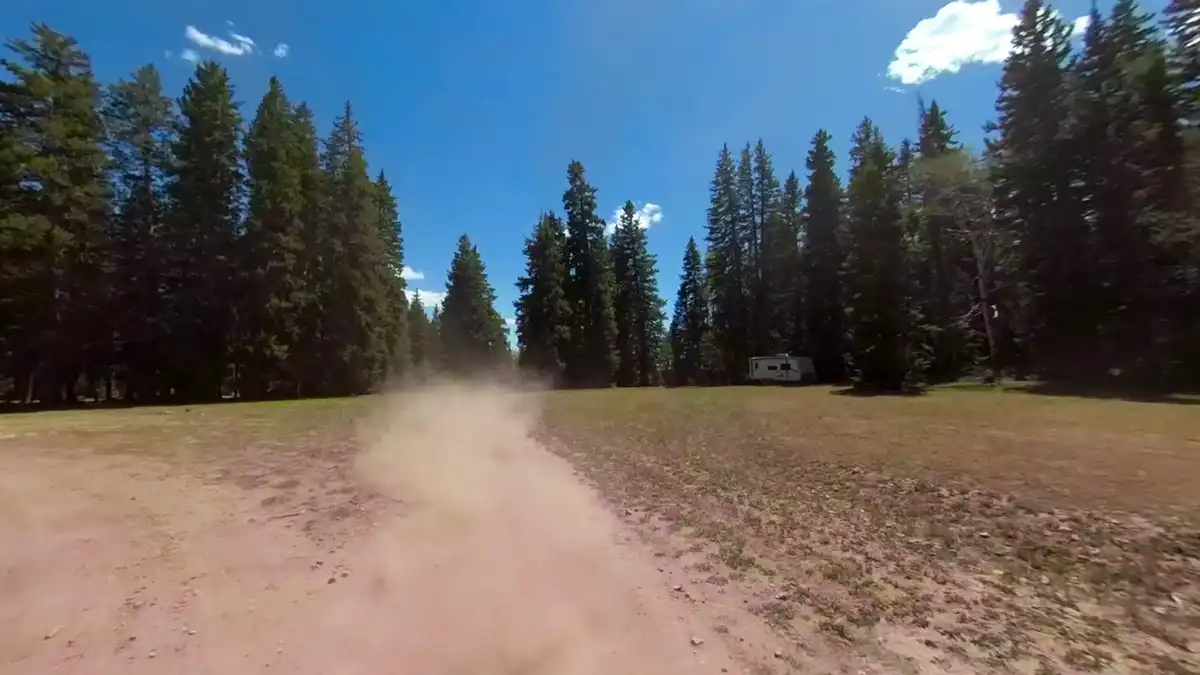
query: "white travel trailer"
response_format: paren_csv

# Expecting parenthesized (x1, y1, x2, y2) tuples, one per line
(748, 354, 817, 384)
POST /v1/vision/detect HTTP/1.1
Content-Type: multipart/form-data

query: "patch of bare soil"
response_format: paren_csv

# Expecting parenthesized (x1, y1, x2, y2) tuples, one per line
(0, 384, 795, 674)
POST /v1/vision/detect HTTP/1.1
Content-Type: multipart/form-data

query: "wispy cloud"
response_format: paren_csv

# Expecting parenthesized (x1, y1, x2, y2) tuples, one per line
(180, 49, 200, 63)
(185, 25, 256, 56)
(884, 86, 908, 94)
(273, 43, 290, 58)
(399, 266, 424, 281)
(405, 288, 447, 308)
(604, 202, 663, 236)
(887, 0, 1089, 85)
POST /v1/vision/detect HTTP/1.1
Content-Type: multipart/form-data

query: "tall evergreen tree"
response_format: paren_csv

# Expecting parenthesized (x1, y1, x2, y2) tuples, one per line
(406, 294, 435, 377)
(289, 102, 327, 396)
(769, 171, 803, 355)
(440, 234, 508, 372)
(801, 130, 845, 382)
(913, 98, 969, 380)
(705, 145, 749, 383)
(610, 201, 666, 386)
(103, 63, 175, 402)
(0, 24, 112, 404)
(561, 161, 617, 388)
(319, 102, 391, 394)
(167, 60, 242, 401)
(842, 118, 917, 390)
(373, 170, 411, 379)
(987, 0, 1080, 376)
(668, 237, 710, 386)
(514, 212, 571, 381)
(239, 76, 306, 399)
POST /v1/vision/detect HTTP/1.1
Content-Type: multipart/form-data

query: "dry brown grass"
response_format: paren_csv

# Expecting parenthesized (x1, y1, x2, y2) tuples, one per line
(538, 384, 1200, 674)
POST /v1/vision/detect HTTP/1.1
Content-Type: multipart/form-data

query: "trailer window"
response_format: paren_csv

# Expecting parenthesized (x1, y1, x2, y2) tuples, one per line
(780, 362, 791, 371)
(766, 365, 778, 371)
(754, 362, 759, 370)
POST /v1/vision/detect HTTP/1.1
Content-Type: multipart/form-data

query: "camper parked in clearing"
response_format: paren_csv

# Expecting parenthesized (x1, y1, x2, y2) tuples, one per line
(748, 354, 817, 384)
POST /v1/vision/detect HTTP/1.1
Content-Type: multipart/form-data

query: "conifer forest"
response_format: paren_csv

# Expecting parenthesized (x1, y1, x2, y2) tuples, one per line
(5, 0, 1200, 404)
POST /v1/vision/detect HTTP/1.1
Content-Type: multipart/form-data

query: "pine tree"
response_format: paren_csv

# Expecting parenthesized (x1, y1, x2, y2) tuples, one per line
(0, 24, 112, 403)
(705, 145, 749, 383)
(842, 118, 916, 391)
(987, 0, 1080, 377)
(103, 63, 175, 402)
(801, 130, 845, 382)
(239, 76, 307, 399)
(913, 98, 969, 380)
(561, 160, 617, 387)
(610, 201, 666, 386)
(373, 171, 411, 379)
(769, 171, 803, 355)
(668, 237, 709, 386)
(289, 102, 327, 396)
(515, 211, 571, 381)
(407, 294, 435, 378)
(440, 234, 508, 372)
(167, 60, 242, 401)
(319, 102, 391, 394)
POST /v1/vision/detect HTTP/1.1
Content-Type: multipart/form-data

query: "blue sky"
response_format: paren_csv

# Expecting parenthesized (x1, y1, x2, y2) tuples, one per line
(2, 0, 1166, 338)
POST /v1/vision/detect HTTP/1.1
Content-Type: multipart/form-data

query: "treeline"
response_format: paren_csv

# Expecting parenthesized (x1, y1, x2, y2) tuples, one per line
(0, 24, 468, 404)
(515, 0, 1200, 391)
(7, 0, 1200, 404)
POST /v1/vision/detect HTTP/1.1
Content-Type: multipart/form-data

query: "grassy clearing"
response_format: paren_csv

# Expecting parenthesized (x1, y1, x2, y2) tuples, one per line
(539, 385, 1200, 673)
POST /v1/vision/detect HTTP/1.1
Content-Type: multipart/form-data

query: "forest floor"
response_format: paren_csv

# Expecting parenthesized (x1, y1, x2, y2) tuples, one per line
(0, 382, 1197, 674)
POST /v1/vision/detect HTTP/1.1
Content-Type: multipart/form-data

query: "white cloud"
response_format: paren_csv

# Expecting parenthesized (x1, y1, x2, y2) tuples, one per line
(887, 0, 1089, 85)
(605, 202, 663, 236)
(184, 25, 256, 56)
(884, 86, 908, 94)
(404, 288, 446, 308)
(1073, 15, 1091, 38)
(180, 49, 200, 63)
(399, 265, 424, 281)
(273, 43, 290, 58)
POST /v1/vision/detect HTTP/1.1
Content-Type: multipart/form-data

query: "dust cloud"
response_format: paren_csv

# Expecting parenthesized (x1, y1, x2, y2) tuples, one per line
(310, 379, 729, 675)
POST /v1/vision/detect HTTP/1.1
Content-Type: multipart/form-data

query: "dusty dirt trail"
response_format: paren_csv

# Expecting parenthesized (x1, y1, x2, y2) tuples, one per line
(0, 383, 788, 674)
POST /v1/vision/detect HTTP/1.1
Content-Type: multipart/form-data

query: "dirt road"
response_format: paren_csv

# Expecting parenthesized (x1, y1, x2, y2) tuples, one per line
(0, 384, 790, 674)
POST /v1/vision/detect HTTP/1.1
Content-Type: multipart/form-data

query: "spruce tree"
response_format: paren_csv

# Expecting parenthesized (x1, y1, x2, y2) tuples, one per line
(440, 234, 508, 372)
(0, 24, 112, 403)
(167, 60, 243, 401)
(103, 63, 175, 402)
(913, 99, 969, 380)
(319, 102, 391, 393)
(610, 201, 666, 386)
(986, 0, 1080, 376)
(289, 102, 327, 396)
(801, 130, 845, 382)
(407, 294, 434, 377)
(705, 145, 749, 383)
(842, 118, 916, 391)
(770, 171, 803, 355)
(239, 76, 307, 398)
(373, 171, 411, 379)
(668, 237, 710, 386)
(514, 212, 571, 381)
(561, 161, 617, 387)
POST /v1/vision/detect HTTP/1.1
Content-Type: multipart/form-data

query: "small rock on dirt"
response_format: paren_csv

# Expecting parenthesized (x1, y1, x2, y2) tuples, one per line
(43, 625, 62, 640)
(327, 577, 336, 585)
(690, 636, 704, 646)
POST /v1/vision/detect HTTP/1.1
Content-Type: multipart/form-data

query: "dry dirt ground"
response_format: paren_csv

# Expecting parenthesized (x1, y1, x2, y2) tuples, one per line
(0, 383, 783, 675)
(1, 382, 1198, 675)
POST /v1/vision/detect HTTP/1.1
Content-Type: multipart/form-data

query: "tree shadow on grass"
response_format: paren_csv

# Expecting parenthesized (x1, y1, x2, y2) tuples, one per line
(931, 379, 1200, 406)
